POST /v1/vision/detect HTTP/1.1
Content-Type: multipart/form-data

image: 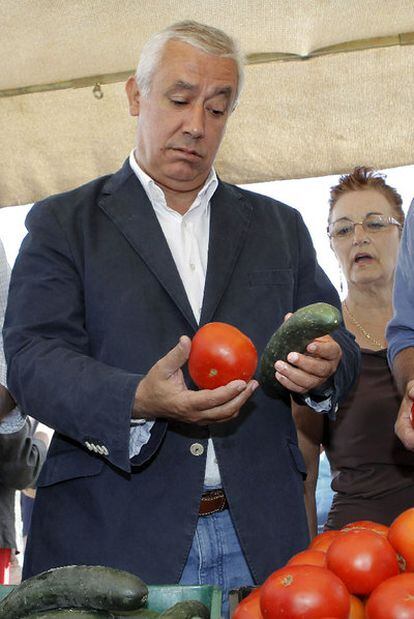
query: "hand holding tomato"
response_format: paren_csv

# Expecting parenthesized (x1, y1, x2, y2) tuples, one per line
(133, 335, 258, 425)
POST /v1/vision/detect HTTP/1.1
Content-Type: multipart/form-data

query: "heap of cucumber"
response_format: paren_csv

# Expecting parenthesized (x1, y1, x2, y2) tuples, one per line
(0, 565, 210, 619)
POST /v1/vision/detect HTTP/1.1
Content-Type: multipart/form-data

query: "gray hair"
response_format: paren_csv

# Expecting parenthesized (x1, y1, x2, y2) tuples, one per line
(135, 20, 244, 109)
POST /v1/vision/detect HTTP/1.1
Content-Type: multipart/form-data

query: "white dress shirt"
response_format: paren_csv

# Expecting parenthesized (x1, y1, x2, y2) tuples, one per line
(128, 151, 222, 487)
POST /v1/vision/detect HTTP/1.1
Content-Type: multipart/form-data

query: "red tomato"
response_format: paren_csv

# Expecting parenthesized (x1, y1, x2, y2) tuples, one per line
(287, 549, 327, 568)
(188, 322, 258, 389)
(326, 529, 399, 596)
(388, 507, 414, 571)
(260, 564, 350, 619)
(309, 530, 340, 553)
(365, 572, 414, 619)
(410, 401, 414, 428)
(341, 521, 388, 538)
(233, 588, 262, 619)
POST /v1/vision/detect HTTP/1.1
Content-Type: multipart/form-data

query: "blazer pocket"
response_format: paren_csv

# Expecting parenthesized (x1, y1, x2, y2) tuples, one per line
(287, 439, 307, 480)
(36, 448, 105, 488)
(248, 268, 292, 287)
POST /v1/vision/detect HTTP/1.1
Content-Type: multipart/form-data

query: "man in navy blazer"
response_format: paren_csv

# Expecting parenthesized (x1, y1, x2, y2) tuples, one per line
(4, 20, 359, 605)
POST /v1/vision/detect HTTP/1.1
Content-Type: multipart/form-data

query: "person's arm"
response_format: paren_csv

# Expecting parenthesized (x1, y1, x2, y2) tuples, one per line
(0, 237, 15, 420)
(0, 384, 15, 420)
(273, 210, 360, 416)
(387, 199, 414, 450)
(387, 199, 414, 372)
(292, 400, 324, 538)
(133, 335, 257, 424)
(392, 349, 414, 397)
(20, 423, 52, 490)
(0, 418, 48, 489)
(4, 200, 258, 473)
(3, 204, 139, 473)
(391, 349, 414, 450)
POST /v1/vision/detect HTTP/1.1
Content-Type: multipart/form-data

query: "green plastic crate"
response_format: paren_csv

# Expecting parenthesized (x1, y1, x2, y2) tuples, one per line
(0, 583, 222, 618)
(0, 585, 12, 601)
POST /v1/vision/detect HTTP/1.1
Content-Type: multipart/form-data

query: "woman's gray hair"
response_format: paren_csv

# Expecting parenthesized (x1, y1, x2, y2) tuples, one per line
(135, 20, 244, 109)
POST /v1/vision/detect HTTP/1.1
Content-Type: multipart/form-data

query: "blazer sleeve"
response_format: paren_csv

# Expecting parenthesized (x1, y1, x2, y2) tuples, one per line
(291, 209, 360, 415)
(3, 202, 141, 473)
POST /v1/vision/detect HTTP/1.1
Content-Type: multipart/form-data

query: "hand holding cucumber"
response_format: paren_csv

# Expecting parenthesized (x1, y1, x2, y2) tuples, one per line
(274, 329, 342, 394)
(260, 302, 343, 395)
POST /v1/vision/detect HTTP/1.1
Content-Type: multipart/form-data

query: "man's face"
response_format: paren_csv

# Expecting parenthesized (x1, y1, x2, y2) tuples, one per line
(126, 40, 238, 193)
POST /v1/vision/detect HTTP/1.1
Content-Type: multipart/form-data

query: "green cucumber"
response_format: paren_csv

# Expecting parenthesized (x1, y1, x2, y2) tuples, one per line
(259, 302, 342, 393)
(22, 610, 115, 618)
(158, 601, 209, 619)
(0, 565, 148, 619)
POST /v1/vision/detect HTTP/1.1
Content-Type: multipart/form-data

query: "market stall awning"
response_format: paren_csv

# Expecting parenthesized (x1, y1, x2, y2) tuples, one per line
(1, 0, 413, 206)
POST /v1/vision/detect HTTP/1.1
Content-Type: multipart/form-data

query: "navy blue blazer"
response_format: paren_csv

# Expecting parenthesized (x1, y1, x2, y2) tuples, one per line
(3, 160, 359, 583)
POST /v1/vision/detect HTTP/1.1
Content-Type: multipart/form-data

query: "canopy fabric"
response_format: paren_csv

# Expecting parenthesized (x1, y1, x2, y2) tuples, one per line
(1, 0, 413, 206)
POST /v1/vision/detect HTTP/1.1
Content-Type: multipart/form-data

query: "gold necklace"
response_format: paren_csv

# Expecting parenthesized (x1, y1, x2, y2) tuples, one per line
(343, 301, 386, 349)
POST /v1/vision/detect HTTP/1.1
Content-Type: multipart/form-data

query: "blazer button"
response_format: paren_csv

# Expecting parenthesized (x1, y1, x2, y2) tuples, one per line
(190, 442, 204, 456)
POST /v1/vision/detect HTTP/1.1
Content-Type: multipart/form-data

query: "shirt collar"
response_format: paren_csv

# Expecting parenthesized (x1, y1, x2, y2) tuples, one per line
(128, 150, 218, 215)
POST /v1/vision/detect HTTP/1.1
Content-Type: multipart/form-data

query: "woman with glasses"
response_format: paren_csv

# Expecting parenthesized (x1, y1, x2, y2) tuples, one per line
(293, 166, 414, 534)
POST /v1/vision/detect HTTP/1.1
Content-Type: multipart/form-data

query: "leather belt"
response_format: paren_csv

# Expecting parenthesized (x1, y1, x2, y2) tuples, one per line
(199, 489, 228, 516)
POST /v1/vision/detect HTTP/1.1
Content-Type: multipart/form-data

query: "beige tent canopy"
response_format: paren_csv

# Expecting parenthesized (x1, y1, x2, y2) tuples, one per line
(1, 0, 413, 207)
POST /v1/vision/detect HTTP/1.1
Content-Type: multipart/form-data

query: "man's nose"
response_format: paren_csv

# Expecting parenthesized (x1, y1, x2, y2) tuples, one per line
(183, 104, 205, 139)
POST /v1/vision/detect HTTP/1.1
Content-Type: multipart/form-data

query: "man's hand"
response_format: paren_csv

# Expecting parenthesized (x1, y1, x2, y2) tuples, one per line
(395, 380, 414, 450)
(0, 384, 16, 421)
(274, 334, 342, 394)
(133, 335, 258, 425)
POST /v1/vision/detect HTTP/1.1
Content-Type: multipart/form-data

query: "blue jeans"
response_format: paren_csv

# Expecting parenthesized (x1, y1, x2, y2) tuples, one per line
(179, 509, 255, 618)
(316, 451, 334, 533)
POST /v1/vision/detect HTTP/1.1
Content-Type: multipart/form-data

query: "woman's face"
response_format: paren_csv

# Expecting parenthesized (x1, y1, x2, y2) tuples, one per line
(330, 189, 401, 289)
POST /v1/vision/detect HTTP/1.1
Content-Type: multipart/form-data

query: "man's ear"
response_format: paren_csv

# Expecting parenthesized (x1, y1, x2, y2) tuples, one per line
(125, 76, 140, 117)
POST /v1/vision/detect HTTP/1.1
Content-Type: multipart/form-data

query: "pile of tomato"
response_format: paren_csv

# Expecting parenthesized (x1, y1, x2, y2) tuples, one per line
(233, 507, 414, 619)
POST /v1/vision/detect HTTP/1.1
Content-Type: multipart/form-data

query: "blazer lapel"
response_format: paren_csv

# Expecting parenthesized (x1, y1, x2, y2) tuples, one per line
(200, 181, 253, 325)
(98, 161, 198, 331)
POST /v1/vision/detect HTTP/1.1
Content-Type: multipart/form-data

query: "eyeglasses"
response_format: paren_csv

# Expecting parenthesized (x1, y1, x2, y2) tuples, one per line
(327, 213, 402, 239)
